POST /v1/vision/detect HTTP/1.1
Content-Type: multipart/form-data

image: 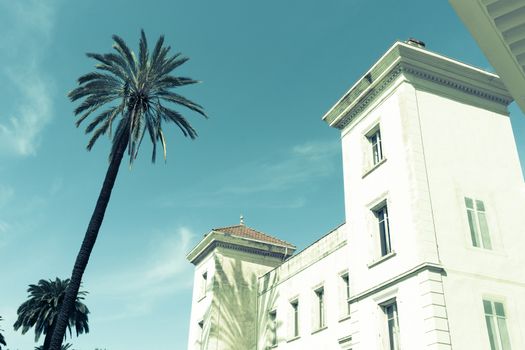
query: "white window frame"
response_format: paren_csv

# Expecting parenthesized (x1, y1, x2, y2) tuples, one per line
(364, 124, 384, 167)
(483, 298, 512, 350)
(200, 271, 208, 299)
(269, 309, 277, 346)
(372, 202, 392, 257)
(313, 286, 326, 331)
(197, 320, 204, 349)
(465, 197, 492, 249)
(290, 299, 299, 338)
(380, 299, 400, 350)
(340, 272, 351, 318)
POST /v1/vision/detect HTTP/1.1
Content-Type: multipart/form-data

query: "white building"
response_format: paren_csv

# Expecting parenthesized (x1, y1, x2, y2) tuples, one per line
(187, 41, 525, 350)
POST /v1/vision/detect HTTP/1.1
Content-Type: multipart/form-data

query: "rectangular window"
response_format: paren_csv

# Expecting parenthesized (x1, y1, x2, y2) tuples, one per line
(374, 204, 392, 256)
(483, 299, 512, 350)
(197, 320, 204, 348)
(315, 287, 325, 329)
(465, 197, 492, 249)
(383, 301, 400, 350)
(269, 310, 277, 346)
(341, 273, 351, 316)
(291, 300, 299, 338)
(200, 271, 208, 298)
(368, 128, 383, 165)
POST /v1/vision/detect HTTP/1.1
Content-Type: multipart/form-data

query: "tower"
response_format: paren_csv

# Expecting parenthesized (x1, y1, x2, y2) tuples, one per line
(186, 221, 295, 350)
(323, 40, 525, 349)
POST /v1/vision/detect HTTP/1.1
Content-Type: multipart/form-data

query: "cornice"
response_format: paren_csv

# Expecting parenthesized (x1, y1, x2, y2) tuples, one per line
(190, 239, 290, 266)
(324, 41, 513, 131)
(348, 262, 445, 304)
(331, 62, 513, 131)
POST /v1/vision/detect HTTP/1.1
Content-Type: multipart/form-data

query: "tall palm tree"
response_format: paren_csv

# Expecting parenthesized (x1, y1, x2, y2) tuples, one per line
(0, 316, 6, 350)
(14, 278, 89, 350)
(49, 30, 206, 350)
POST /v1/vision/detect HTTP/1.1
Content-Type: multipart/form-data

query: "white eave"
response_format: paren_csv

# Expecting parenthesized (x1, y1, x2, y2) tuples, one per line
(322, 40, 512, 130)
(450, 0, 525, 114)
(186, 230, 295, 265)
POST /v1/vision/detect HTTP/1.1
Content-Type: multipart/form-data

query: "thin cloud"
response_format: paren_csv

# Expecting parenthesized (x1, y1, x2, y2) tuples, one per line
(156, 139, 340, 209)
(0, 1, 58, 156)
(90, 227, 195, 321)
(218, 140, 339, 195)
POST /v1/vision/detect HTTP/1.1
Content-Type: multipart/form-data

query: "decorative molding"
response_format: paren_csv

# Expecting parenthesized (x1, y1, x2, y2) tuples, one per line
(332, 62, 513, 130)
(348, 262, 445, 304)
(191, 240, 289, 265)
(334, 65, 403, 130)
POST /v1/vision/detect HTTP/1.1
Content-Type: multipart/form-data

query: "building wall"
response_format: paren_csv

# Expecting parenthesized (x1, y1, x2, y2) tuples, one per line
(188, 244, 284, 350)
(188, 252, 216, 350)
(416, 88, 525, 349)
(188, 43, 525, 350)
(340, 79, 440, 297)
(257, 225, 350, 350)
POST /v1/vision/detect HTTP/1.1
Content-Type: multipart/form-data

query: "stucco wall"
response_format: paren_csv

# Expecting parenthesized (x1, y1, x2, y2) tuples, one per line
(257, 225, 350, 350)
(416, 88, 525, 349)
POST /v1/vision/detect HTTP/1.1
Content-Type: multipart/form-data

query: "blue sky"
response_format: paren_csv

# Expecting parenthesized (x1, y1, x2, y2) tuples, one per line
(0, 1, 524, 349)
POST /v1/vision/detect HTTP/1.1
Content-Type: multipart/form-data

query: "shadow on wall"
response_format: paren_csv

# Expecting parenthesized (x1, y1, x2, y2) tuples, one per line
(198, 257, 280, 350)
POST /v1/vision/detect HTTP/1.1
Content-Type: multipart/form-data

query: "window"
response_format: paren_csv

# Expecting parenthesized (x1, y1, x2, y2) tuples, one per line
(368, 128, 383, 165)
(290, 300, 299, 338)
(314, 287, 326, 329)
(340, 273, 351, 316)
(373, 204, 392, 256)
(269, 310, 277, 346)
(197, 320, 204, 348)
(383, 301, 400, 350)
(200, 271, 208, 298)
(465, 197, 492, 249)
(483, 299, 512, 350)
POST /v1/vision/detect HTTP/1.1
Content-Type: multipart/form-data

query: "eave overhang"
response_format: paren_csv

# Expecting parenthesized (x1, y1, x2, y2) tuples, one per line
(322, 41, 513, 131)
(186, 230, 296, 265)
(450, 0, 525, 114)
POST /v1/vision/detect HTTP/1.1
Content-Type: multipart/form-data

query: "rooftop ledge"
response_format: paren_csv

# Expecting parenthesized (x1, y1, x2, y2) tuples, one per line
(322, 41, 513, 131)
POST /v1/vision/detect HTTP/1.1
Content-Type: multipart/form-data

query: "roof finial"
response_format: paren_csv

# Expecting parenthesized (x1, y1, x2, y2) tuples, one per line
(240, 214, 244, 226)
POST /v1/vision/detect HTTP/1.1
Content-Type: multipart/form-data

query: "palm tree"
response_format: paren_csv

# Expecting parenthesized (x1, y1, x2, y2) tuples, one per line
(14, 278, 89, 350)
(48, 30, 206, 350)
(0, 316, 6, 350)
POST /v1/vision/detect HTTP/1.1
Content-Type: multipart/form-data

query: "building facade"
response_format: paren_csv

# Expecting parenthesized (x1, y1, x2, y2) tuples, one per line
(187, 41, 525, 350)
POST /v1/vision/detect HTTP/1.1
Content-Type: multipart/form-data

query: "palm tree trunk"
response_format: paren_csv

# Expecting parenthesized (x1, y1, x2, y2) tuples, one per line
(42, 321, 56, 350)
(48, 132, 129, 350)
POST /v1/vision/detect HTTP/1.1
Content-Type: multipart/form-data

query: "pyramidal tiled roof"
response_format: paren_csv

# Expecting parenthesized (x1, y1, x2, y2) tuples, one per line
(212, 224, 295, 248)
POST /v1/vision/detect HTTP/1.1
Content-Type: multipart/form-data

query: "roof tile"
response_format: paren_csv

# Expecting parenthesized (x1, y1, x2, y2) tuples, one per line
(213, 224, 295, 248)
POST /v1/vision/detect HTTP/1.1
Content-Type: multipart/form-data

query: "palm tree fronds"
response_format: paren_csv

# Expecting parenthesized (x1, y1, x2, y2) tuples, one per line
(72, 30, 206, 165)
(112, 34, 137, 77)
(139, 29, 148, 71)
(14, 278, 89, 344)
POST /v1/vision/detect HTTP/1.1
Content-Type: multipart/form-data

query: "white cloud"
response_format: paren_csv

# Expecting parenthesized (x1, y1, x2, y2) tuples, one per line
(217, 139, 340, 195)
(156, 139, 341, 209)
(0, 0, 58, 156)
(90, 227, 195, 321)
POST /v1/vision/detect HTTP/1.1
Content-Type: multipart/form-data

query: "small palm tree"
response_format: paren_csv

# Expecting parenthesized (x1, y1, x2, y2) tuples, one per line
(48, 30, 206, 350)
(14, 278, 89, 350)
(0, 316, 6, 350)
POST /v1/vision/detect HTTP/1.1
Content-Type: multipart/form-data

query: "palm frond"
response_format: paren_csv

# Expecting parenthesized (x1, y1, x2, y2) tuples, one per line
(138, 29, 148, 71)
(13, 278, 89, 343)
(71, 30, 206, 164)
(0, 316, 6, 349)
(112, 34, 137, 78)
